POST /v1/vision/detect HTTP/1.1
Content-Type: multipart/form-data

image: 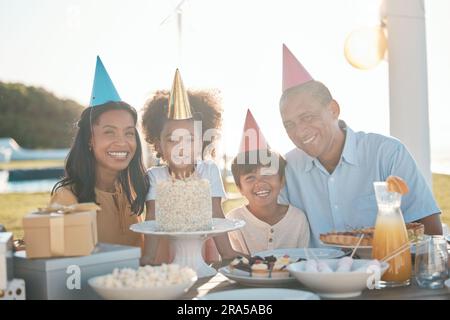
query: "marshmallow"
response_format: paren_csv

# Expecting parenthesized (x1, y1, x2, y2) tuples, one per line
(304, 260, 318, 272)
(336, 257, 353, 272)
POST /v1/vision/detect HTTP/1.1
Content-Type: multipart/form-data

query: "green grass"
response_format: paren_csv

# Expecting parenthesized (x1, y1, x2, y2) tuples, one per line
(0, 159, 64, 170)
(0, 192, 50, 239)
(432, 173, 450, 226)
(1, 174, 449, 240)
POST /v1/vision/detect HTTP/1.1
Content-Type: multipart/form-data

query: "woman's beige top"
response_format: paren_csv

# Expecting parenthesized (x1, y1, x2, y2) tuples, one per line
(50, 185, 144, 248)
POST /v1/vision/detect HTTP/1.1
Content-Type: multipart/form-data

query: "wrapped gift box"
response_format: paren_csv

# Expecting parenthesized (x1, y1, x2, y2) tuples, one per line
(0, 232, 14, 290)
(23, 203, 99, 258)
(0, 279, 26, 300)
(13, 243, 141, 300)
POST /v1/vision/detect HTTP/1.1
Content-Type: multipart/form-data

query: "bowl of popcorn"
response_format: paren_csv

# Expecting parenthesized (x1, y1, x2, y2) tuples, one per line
(88, 264, 197, 300)
(287, 258, 389, 298)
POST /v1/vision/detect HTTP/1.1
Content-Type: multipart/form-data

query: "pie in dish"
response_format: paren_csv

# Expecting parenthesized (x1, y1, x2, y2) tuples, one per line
(320, 222, 425, 246)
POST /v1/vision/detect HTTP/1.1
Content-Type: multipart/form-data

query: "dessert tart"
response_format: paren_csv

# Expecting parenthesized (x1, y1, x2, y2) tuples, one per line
(320, 222, 424, 246)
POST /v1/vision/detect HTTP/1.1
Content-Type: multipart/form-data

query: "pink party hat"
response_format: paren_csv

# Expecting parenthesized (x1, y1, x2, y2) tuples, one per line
(239, 109, 270, 153)
(282, 44, 313, 92)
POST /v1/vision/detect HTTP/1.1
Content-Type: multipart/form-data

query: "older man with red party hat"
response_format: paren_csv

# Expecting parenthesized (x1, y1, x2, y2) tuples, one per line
(226, 109, 310, 255)
(278, 44, 442, 248)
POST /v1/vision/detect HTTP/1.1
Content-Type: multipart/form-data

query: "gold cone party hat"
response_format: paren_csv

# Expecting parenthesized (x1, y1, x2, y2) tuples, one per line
(167, 69, 193, 120)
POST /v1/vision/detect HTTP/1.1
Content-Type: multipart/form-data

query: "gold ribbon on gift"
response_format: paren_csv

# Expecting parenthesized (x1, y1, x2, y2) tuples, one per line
(37, 203, 100, 256)
(49, 213, 65, 256)
(38, 202, 101, 214)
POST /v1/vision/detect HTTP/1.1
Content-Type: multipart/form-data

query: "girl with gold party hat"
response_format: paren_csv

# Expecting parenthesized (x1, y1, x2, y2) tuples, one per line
(140, 69, 244, 265)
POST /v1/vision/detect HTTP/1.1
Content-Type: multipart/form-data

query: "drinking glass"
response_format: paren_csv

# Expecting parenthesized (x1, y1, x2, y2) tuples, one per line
(415, 235, 448, 289)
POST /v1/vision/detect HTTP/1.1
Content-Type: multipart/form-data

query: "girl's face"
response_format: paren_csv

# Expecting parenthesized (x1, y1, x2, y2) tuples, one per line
(91, 109, 137, 174)
(159, 119, 201, 171)
(238, 166, 284, 208)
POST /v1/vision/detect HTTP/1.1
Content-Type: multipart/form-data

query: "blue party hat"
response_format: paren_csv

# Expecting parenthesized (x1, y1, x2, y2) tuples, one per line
(89, 56, 121, 107)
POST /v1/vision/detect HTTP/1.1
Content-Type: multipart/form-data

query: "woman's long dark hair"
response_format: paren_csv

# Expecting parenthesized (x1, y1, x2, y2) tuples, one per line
(52, 101, 149, 215)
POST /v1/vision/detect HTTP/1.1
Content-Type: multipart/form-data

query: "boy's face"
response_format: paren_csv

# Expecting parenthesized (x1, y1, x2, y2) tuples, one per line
(159, 119, 201, 170)
(238, 166, 284, 208)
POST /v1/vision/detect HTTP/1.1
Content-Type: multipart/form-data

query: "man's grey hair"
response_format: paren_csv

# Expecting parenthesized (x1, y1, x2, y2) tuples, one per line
(279, 80, 333, 109)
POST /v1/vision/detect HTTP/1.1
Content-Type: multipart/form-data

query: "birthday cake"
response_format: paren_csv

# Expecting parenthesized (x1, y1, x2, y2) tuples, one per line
(155, 177, 213, 232)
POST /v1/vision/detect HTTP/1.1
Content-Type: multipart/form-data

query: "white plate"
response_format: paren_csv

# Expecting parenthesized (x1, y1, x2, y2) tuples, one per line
(445, 279, 450, 290)
(320, 242, 372, 250)
(199, 288, 320, 300)
(130, 218, 245, 237)
(322, 237, 431, 259)
(218, 266, 296, 287)
(255, 248, 345, 260)
(321, 243, 373, 259)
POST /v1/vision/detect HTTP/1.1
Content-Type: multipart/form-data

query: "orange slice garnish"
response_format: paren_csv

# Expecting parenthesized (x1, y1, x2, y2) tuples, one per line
(386, 175, 409, 195)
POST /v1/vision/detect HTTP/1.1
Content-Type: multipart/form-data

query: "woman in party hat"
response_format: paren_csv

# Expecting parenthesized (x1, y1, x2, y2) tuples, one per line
(51, 56, 149, 248)
(140, 69, 243, 265)
(226, 109, 309, 254)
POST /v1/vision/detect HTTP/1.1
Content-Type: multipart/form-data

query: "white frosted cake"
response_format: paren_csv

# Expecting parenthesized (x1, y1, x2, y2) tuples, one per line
(155, 177, 213, 232)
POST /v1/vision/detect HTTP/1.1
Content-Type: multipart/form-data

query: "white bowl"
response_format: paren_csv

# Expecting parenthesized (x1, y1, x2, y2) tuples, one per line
(88, 275, 197, 300)
(287, 259, 389, 298)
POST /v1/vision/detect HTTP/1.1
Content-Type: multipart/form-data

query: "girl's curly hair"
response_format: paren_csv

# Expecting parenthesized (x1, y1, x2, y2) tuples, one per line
(141, 90, 223, 159)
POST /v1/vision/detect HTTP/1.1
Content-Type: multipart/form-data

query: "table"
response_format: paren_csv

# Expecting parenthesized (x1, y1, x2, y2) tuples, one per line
(183, 254, 450, 300)
(184, 272, 449, 300)
(183, 273, 449, 300)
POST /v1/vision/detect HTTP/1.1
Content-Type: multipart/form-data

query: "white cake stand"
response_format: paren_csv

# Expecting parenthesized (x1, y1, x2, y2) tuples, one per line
(130, 218, 245, 278)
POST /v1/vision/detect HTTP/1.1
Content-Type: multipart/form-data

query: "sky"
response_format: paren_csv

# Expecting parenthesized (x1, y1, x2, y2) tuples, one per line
(1, 0, 449, 172)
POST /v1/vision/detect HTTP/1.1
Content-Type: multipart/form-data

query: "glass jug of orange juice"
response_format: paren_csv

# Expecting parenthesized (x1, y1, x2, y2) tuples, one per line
(372, 181, 411, 287)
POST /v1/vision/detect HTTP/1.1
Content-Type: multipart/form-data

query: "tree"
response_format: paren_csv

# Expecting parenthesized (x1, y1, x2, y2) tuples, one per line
(0, 82, 84, 148)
